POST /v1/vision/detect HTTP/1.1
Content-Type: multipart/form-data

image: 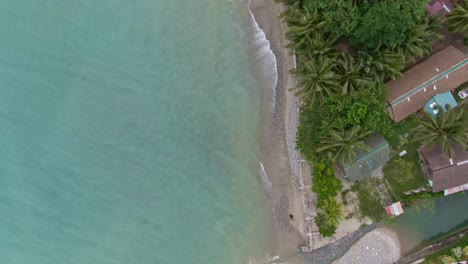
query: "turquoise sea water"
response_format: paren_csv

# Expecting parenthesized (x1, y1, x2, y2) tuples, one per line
(0, 1, 273, 263)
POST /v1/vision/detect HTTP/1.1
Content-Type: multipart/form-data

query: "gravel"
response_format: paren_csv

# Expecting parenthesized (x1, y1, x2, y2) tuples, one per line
(299, 223, 383, 264)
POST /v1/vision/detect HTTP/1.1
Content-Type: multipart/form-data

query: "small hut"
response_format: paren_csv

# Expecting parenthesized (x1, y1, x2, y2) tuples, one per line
(385, 202, 404, 217)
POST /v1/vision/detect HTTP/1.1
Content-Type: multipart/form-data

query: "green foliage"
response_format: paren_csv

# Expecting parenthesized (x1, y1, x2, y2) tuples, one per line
(301, 32, 339, 59)
(296, 86, 390, 162)
(335, 53, 373, 94)
(352, 178, 386, 222)
(279, 0, 445, 238)
(425, 235, 468, 263)
(290, 57, 340, 106)
(316, 126, 371, 165)
(383, 117, 427, 198)
(384, 158, 416, 184)
(395, 20, 441, 63)
(315, 212, 337, 237)
(350, 0, 427, 49)
(399, 191, 444, 205)
(321, 197, 343, 226)
(321, 87, 390, 133)
(315, 197, 343, 237)
(296, 106, 322, 161)
(355, 50, 404, 81)
(322, 0, 359, 36)
(412, 106, 468, 158)
(385, 116, 418, 148)
(446, 0, 468, 34)
(311, 158, 343, 237)
(311, 158, 343, 207)
(282, 3, 326, 52)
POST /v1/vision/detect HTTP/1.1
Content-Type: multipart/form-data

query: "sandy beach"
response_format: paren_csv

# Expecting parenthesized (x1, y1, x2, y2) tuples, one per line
(249, 0, 309, 259)
(248, 1, 402, 263)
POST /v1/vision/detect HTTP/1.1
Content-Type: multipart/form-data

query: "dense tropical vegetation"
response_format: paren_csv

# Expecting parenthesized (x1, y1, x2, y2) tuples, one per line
(412, 105, 468, 158)
(446, 0, 468, 34)
(277, 0, 461, 236)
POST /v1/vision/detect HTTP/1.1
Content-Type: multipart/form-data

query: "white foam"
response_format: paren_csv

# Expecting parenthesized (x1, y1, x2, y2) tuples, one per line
(249, 253, 288, 264)
(259, 161, 273, 193)
(247, 1, 278, 112)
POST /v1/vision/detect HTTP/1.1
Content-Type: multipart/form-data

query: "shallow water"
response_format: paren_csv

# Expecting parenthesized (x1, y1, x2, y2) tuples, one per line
(391, 193, 468, 253)
(0, 1, 276, 263)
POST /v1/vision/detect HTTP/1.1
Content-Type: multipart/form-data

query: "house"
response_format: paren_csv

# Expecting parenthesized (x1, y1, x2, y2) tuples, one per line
(386, 46, 468, 123)
(420, 144, 468, 195)
(426, 0, 452, 16)
(342, 134, 390, 182)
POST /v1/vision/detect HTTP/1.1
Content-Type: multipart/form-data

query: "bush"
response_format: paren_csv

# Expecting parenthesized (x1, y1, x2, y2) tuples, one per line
(315, 212, 338, 237)
(352, 179, 386, 221)
(400, 191, 444, 205)
(425, 235, 468, 263)
(296, 87, 390, 162)
(312, 158, 343, 206)
(311, 158, 343, 236)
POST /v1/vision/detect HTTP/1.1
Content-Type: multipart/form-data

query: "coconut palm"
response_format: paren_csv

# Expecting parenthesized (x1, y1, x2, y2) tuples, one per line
(281, 2, 326, 51)
(321, 197, 343, 227)
(356, 49, 404, 81)
(396, 22, 442, 63)
(314, 197, 343, 237)
(412, 106, 468, 158)
(446, 0, 468, 34)
(335, 53, 373, 94)
(290, 57, 340, 105)
(316, 126, 372, 166)
(300, 31, 339, 60)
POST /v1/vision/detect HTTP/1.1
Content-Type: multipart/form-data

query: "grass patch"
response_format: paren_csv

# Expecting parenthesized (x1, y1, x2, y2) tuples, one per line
(383, 116, 427, 199)
(425, 235, 468, 263)
(385, 116, 418, 149)
(454, 81, 468, 104)
(352, 178, 387, 222)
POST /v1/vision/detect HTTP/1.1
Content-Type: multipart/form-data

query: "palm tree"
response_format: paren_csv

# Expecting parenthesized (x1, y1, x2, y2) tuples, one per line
(335, 53, 373, 94)
(290, 57, 340, 106)
(412, 106, 468, 158)
(315, 197, 343, 237)
(396, 22, 442, 63)
(281, 2, 326, 51)
(355, 49, 404, 81)
(300, 31, 339, 61)
(446, 0, 468, 34)
(316, 126, 372, 166)
(321, 197, 343, 227)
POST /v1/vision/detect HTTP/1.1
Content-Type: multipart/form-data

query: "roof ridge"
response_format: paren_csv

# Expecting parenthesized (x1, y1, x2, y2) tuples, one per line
(391, 58, 468, 106)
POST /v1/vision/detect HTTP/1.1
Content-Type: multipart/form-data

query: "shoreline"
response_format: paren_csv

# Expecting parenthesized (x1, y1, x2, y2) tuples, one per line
(247, 0, 399, 260)
(248, 0, 313, 259)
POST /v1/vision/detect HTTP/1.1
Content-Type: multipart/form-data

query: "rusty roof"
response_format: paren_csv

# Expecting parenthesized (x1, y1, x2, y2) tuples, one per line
(386, 46, 468, 122)
(420, 144, 468, 192)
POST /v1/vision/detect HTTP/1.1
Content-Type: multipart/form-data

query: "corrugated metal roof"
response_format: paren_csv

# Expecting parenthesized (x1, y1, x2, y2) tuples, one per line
(343, 134, 390, 182)
(386, 46, 468, 122)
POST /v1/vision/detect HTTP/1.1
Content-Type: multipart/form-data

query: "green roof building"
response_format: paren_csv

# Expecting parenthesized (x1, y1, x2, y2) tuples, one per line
(342, 134, 390, 182)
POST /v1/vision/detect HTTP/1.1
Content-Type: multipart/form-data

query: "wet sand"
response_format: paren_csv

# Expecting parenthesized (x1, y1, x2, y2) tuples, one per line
(249, 0, 308, 259)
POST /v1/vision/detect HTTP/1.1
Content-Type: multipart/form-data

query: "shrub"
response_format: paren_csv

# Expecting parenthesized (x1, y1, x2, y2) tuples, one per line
(315, 212, 338, 237)
(311, 158, 343, 207)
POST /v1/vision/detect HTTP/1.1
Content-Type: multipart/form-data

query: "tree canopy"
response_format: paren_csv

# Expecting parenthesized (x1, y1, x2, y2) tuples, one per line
(350, 0, 427, 49)
(446, 0, 468, 34)
(412, 106, 468, 157)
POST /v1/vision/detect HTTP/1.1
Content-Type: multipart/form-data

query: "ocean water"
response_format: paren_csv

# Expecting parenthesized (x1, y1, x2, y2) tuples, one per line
(0, 1, 275, 263)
